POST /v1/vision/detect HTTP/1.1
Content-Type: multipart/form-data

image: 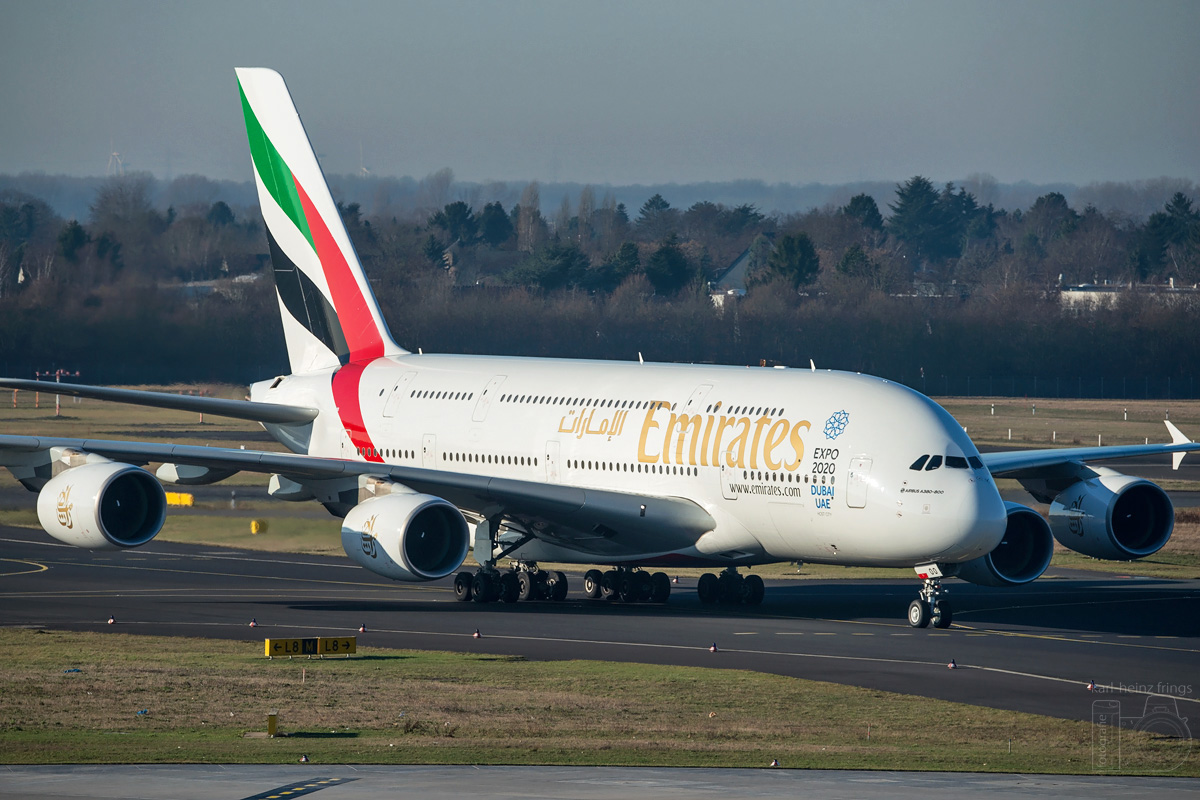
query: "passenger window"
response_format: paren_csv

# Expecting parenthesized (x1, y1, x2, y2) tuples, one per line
(946, 456, 969, 469)
(924, 455, 943, 471)
(909, 455, 929, 471)
(968, 456, 984, 469)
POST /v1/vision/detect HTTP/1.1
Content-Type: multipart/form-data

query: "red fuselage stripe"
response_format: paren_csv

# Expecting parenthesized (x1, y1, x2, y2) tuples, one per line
(330, 360, 381, 462)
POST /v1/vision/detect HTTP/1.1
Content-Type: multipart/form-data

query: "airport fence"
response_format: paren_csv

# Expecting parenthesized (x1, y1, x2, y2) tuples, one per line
(894, 375, 1199, 400)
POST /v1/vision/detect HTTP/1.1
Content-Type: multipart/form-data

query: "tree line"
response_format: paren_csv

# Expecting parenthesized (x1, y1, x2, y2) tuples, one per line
(0, 172, 1198, 391)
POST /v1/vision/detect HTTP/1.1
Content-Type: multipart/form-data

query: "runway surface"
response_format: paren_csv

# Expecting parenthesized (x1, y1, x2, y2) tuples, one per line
(1, 765, 1196, 800)
(1, 524, 1196, 726)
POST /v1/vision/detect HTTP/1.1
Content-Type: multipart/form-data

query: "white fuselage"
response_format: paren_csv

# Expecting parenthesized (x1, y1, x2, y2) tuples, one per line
(253, 354, 1008, 569)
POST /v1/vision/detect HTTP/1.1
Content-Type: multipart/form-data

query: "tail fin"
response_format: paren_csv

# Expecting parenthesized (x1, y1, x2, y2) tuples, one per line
(236, 67, 407, 374)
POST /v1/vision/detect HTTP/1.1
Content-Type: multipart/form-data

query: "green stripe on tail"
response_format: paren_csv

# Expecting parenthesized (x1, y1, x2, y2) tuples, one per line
(238, 80, 313, 249)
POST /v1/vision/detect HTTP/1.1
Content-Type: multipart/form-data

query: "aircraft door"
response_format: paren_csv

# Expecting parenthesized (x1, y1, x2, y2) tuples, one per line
(719, 447, 738, 500)
(683, 384, 712, 414)
(545, 440, 560, 483)
(472, 375, 506, 422)
(847, 456, 872, 508)
(382, 372, 416, 417)
(422, 434, 437, 469)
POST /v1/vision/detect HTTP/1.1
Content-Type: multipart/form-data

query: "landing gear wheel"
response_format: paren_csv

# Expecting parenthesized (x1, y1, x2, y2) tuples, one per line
(717, 570, 744, 604)
(472, 572, 494, 604)
(499, 571, 520, 603)
(743, 574, 765, 606)
(517, 571, 537, 601)
(697, 572, 718, 604)
(601, 570, 618, 598)
(583, 569, 604, 599)
(618, 572, 639, 603)
(931, 600, 953, 629)
(907, 599, 931, 628)
(549, 570, 569, 601)
(635, 570, 654, 602)
(453, 571, 474, 602)
(650, 571, 671, 604)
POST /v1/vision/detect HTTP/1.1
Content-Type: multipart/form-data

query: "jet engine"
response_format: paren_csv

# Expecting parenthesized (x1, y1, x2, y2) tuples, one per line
(36, 461, 166, 549)
(956, 502, 1054, 587)
(1048, 470, 1173, 560)
(341, 493, 470, 581)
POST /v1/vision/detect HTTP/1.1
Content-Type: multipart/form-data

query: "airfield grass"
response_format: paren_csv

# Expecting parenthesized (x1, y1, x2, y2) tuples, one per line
(0, 629, 1192, 775)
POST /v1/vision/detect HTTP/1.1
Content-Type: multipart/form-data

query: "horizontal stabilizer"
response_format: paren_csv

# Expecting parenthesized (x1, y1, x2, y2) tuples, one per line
(0, 378, 317, 425)
(1166, 419, 1192, 470)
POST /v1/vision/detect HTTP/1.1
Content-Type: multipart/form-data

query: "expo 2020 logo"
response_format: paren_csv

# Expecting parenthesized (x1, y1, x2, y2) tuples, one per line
(824, 410, 850, 440)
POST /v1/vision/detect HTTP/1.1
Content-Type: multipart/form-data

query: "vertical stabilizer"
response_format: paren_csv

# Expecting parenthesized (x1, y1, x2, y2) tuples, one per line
(236, 67, 407, 374)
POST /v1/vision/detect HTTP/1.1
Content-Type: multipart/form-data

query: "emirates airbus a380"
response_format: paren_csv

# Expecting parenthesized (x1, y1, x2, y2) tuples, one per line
(2, 69, 1195, 628)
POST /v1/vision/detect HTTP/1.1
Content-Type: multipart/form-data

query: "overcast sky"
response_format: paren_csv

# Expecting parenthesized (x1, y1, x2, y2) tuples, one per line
(2, 0, 1197, 188)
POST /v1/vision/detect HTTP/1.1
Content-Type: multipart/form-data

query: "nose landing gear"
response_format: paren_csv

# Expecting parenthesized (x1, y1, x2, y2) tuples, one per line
(908, 564, 953, 628)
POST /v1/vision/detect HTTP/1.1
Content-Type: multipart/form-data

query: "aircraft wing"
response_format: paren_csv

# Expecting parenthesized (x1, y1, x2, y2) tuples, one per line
(0, 378, 317, 425)
(981, 421, 1199, 478)
(0, 434, 715, 557)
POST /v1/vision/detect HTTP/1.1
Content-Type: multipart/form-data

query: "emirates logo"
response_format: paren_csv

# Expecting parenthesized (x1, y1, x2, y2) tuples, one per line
(56, 486, 74, 528)
(360, 515, 378, 558)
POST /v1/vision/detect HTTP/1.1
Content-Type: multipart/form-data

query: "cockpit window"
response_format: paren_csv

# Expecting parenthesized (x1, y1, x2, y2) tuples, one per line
(968, 456, 984, 469)
(924, 455, 943, 471)
(945, 455, 969, 469)
(909, 455, 929, 471)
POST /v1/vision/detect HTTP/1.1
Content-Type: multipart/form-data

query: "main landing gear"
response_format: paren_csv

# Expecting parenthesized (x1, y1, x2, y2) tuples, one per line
(453, 518, 568, 604)
(582, 567, 671, 604)
(907, 563, 952, 629)
(453, 562, 568, 604)
(696, 568, 764, 606)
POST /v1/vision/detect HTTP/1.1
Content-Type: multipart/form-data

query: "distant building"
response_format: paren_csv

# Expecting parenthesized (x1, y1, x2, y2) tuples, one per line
(1059, 279, 1200, 311)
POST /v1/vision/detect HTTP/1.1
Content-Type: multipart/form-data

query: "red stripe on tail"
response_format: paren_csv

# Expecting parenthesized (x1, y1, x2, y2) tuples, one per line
(293, 176, 385, 363)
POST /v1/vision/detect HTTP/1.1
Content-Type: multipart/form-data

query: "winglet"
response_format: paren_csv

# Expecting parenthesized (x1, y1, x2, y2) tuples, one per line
(1166, 420, 1191, 470)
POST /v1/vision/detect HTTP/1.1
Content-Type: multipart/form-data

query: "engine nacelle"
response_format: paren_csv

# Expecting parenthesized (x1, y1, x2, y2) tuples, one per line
(1049, 472, 1173, 560)
(37, 461, 166, 549)
(341, 493, 469, 582)
(956, 502, 1054, 587)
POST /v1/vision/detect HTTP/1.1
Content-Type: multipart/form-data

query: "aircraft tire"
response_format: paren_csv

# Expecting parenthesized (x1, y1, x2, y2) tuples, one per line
(550, 570, 569, 601)
(744, 574, 765, 605)
(583, 570, 604, 599)
(618, 573, 639, 603)
(499, 572, 520, 603)
(601, 570, 619, 598)
(932, 600, 953, 629)
(635, 570, 654, 601)
(907, 599, 931, 628)
(517, 571, 537, 601)
(717, 571, 743, 604)
(471, 572, 494, 604)
(697, 572, 719, 604)
(650, 571, 671, 603)
(453, 572, 474, 602)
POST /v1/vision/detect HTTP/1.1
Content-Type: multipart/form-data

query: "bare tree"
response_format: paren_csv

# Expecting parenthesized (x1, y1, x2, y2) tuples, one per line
(416, 168, 454, 217)
(517, 182, 543, 252)
(577, 185, 595, 247)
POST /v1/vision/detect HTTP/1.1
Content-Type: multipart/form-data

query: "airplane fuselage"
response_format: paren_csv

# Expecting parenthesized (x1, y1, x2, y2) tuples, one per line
(254, 354, 1008, 569)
